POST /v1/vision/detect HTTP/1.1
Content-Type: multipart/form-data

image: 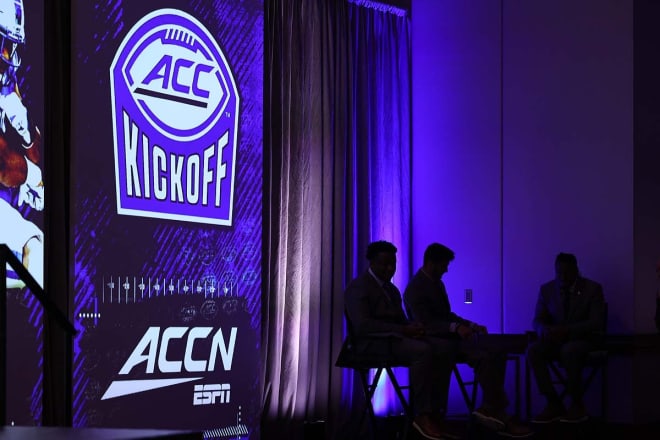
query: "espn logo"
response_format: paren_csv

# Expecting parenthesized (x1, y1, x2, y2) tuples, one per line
(193, 383, 231, 406)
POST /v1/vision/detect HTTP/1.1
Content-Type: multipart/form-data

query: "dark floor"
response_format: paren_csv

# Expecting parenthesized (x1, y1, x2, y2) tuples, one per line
(318, 416, 660, 440)
(0, 426, 203, 440)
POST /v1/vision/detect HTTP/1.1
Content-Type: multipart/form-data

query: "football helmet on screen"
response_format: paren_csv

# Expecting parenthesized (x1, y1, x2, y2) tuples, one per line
(0, 0, 23, 89)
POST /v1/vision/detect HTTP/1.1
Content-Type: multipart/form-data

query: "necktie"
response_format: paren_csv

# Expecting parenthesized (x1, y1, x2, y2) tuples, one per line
(383, 282, 399, 304)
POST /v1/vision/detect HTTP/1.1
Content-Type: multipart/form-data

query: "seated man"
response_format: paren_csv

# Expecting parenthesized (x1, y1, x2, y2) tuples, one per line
(344, 240, 452, 440)
(527, 252, 605, 423)
(404, 243, 531, 438)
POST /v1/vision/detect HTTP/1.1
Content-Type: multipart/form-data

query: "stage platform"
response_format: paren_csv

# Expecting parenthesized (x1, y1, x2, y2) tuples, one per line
(0, 426, 203, 439)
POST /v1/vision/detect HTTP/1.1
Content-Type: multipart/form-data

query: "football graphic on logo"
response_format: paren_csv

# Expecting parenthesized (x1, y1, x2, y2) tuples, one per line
(121, 21, 231, 141)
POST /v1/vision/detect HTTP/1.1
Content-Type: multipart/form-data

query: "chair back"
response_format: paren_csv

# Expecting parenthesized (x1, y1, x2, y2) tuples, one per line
(336, 309, 409, 368)
(335, 310, 359, 367)
(590, 301, 608, 351)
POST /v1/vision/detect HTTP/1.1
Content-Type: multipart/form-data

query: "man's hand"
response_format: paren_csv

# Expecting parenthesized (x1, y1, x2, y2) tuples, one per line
(540, 325, 569, 343)
(401, 322, 425, 339)
(472, 323, 488, 334)
(547, 325, 569, 343)
(456, 323, 474, 340)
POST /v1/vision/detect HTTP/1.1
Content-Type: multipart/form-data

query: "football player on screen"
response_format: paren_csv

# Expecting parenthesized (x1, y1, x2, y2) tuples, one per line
(0, 0, 43, 211)
(0, 197, 43, 288)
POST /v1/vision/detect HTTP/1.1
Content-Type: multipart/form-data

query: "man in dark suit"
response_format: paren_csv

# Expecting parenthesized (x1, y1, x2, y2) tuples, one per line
(527, 252, 605, 423)
(344, 240, 452, 440)
(404, 242, 532, 438)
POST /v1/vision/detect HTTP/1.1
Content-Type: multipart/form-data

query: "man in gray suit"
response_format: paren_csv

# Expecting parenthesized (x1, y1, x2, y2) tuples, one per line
(527, 252, 605, 424)
(344, 240, 453, 440)
(404, 243, 532, 438)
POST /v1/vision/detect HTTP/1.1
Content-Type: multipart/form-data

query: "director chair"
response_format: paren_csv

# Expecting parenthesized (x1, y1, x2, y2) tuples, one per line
(335, 314, 414, 440)
(526, 303, 609, 421)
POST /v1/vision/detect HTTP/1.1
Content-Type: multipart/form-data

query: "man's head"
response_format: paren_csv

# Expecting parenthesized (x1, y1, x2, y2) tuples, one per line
(555, 252, 579, 289)
(423, 243, 455, 279)
(366, 240, 397, 282)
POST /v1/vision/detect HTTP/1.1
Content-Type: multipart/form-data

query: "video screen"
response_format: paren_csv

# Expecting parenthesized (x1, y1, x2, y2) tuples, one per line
(70, 1, 263, 438)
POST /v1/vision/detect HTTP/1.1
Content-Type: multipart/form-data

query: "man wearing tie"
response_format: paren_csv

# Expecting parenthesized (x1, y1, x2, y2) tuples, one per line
(527, 252, 606, 423)
(344, 240, 453, 440)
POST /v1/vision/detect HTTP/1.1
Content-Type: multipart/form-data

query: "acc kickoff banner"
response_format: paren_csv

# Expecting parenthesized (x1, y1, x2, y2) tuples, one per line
(71, 1, 263, 438)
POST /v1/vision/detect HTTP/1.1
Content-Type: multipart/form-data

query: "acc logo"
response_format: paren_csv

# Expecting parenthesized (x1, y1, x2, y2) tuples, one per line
(110, 9, 239, 226)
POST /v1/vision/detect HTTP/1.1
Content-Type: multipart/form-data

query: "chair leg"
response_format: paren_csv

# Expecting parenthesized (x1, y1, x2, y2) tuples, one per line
(357, 369, 377, 439)
(601, 363, 608, 421)
(514, 355, 521, 419)
(469, 375, 478, 412)
(576, 364, 609, 421)
(525, 355, 531, 421)
(358, 368, 386, 439)
(550, 362, 569, 401)
(582, 367, 598, 397)
(386, 368, 412, 440)
(549, 360, 609, 421)
(387, 368, 411, 416)
(453, 365, 474, 414)
(348, 365, 416, 440)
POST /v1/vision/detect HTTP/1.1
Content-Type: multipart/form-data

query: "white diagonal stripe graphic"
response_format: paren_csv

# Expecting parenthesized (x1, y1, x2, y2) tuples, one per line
(101, 377, 203, 400)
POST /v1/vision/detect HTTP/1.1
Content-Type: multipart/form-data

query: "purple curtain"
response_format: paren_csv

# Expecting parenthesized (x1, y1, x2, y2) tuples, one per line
(263, 0, 411, 437)
(347, 0, 412, 417)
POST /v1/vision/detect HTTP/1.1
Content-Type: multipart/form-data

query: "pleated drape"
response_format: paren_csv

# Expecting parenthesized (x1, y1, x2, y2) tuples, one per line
(263, 1, 411, 437)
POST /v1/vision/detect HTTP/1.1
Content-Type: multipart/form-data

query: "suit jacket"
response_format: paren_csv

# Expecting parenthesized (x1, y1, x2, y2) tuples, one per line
(344, 270, 409, 338)
(532, 276, 605, 340)
(403, 269, 470, 336)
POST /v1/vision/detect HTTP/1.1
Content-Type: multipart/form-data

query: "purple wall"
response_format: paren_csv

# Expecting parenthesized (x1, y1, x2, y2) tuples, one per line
(413, 0, 634, 420)
(412, 0, 503, 415)
(412, 0, 503, 334)
(502, 0, 633, 335)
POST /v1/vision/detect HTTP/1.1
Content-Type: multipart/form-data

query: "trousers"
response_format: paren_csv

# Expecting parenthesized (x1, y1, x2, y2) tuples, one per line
(526, 338, 595, 403)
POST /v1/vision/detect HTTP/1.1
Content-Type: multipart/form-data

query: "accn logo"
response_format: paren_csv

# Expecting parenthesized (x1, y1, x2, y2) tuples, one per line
(101, 326, 237, 400)
(110, 9, 239, 226)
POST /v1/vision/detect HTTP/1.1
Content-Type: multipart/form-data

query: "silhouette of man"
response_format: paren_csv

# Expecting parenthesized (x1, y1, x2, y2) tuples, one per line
(404, 242, 531, 438)
(527, 252, 605, 424)
(344, 240, 451, 440)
